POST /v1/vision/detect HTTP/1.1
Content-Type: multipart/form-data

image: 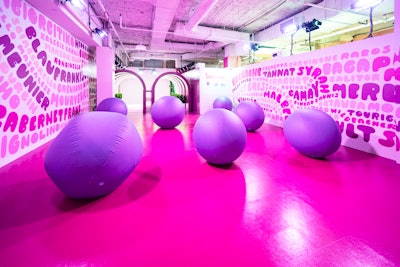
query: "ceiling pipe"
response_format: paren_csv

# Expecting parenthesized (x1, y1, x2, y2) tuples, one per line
(255, 0, 391, 44)
(120, 15, 250, 43)
(128, 54, 182, 61)
(174, 23, 250, 42)
(310, 15, 394, 42)
(121, 40, 226, 55)
(185, 0, 221, 31)
(92, 0, 130, 60)
(121, 42, 200, 53)
(181, 51, 223, 61)
(152, 41, 227, 53)
(237, 0, 287, 30)
(181, 41, 226, 60)
(287, 0, 387, 21)
(123, 41, 226, 62)
(119, 13, 248, 59)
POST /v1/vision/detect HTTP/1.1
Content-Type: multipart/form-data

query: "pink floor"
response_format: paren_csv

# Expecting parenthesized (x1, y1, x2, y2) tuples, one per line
(1, 113, 400, 267)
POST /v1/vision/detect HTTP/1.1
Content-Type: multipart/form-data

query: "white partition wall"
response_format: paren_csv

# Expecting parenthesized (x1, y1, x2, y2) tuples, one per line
(199, 67, 235, 114)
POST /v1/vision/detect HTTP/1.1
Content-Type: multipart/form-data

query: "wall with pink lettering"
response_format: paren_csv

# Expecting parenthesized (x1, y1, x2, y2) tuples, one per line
(0, 1, 90, 168)
(232, 33, 400, 162)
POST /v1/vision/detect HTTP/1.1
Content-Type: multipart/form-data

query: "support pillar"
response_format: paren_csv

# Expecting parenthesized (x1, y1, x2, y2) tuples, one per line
(96, 47, 114, 104)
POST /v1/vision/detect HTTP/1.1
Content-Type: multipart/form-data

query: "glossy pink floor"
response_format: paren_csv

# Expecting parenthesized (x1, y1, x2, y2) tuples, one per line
(1, 113, 400, 267)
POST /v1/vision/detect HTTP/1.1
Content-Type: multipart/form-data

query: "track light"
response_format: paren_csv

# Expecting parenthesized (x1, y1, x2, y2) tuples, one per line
(93, 28, 107, 38)
(60, 0, 86, 10)
(115, 55, 124, 69)
(301, 19, 322, 52)
(251, 43, 259, 51)
(302, 19, 322, 33)
(176, 62, 195, 74)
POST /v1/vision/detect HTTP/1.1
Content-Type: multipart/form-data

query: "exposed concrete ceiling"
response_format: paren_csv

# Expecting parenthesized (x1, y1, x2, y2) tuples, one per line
(26, 0, 395, 66)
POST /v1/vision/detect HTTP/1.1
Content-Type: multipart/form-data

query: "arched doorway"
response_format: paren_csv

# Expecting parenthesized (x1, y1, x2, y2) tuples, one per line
(114, 70, 147, 113)
(151, 72, 191, 112)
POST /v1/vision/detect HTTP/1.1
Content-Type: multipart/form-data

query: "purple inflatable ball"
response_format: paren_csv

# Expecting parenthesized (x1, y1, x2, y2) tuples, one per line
(96, 97, 128, 115)
(283, 108, 342, 159)
(234, 101, 265, 132)
(44, 111, 143, 199)
(213, 96, 233, 110)
(193, 108, 247, 165)
(151, 95, 185, 129)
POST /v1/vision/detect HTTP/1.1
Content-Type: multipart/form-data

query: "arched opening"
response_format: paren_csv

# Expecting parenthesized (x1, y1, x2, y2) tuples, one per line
(114, 70, 147, 113)
(151, 72, 191, 112)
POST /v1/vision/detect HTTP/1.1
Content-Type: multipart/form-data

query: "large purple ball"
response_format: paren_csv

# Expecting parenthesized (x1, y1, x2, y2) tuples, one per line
(213, 96, 233, 110)
(151, 96, 185, 129)
(44, 112, 143, 199)
(234, 101, 265, 131)
(96, 97, 128, 115)
(283, 109, 342, 158)
(193, 109, 247, 165)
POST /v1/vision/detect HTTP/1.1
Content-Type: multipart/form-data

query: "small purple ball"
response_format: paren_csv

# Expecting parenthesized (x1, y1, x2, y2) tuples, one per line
(44, 112, 143, 199)
(234, 101, 265, 131)
(213, 96, 233, 110)
(193, 109, 247, 165)
(151, 96, 185, 129)
(283, 109, 342, 158)
(96, 97, 128, 115)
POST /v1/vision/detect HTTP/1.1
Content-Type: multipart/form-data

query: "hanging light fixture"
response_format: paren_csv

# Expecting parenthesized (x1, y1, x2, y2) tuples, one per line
(250, 43, 259, 51)
(135, 44, 147, 51)
(280, 19, 298, 34)
(60, 0, 86, 10)
(93, 28, 108, 38)
(300, 19, 322, 52)
(282, 24, 298, 34)
(302, 19, 322, 33)
(280, 17, 303, 35)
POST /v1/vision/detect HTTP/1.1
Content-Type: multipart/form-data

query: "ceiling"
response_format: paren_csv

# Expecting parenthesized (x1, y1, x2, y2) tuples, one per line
(27, 0, 395, 66)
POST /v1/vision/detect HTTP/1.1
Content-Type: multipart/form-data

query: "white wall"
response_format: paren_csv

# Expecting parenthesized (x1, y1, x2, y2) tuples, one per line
(199, 67, 236, 114)
(154, 80, 171, 101)
(118, 77, 143, 111)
